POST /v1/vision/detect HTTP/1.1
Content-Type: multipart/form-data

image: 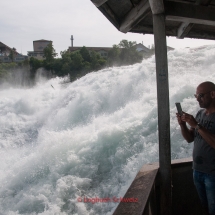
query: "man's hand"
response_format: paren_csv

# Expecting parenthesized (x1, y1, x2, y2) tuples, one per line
(181, 112, 198, 128)
(176, 113, 186, 126)
(176, 112, 195, 143)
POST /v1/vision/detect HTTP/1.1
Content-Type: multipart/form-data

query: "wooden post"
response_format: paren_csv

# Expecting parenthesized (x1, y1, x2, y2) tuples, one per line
(153, 13, 172, 215)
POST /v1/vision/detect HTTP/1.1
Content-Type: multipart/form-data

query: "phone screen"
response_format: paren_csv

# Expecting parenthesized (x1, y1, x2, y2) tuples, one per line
(175, 103, 183, 115)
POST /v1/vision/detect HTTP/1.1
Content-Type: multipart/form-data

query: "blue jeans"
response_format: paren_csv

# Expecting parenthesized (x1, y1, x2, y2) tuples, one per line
(193, 170, 215, 215)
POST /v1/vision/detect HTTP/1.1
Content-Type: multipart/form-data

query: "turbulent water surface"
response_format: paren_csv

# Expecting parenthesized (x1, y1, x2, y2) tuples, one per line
(1, 45, 215, 215)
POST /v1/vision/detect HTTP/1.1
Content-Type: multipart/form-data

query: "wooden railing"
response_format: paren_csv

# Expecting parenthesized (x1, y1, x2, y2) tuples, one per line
(113, 158, 203, 215)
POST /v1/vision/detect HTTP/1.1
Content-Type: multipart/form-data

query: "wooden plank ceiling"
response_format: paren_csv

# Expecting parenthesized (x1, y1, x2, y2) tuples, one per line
(91, 0, 215, 40)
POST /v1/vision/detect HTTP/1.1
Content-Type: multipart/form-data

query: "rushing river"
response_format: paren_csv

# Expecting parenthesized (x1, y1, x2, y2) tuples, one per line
(0, 45, 215, 214)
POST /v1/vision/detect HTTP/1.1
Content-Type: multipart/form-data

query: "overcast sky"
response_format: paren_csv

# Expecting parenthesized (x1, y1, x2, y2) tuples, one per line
(1, 0, 215, 56)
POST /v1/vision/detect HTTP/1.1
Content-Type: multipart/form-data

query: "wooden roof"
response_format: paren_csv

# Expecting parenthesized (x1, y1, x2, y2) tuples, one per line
(91, 0, 215, 40)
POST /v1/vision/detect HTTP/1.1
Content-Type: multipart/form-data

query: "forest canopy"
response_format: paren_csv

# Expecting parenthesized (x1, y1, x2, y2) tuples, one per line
(0, 40, 153, 84)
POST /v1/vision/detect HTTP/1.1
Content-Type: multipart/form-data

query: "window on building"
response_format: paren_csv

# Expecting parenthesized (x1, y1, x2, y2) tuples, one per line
(15, 58, 24, 61)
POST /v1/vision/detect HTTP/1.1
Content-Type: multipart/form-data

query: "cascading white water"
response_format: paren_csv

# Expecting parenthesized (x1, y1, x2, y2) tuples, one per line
(1, 45, 215, 215)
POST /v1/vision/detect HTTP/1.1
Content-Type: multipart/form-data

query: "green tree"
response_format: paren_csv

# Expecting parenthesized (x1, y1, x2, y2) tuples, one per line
(70, 52, 83, 71)
(51, 50, 72, 76)
(107, 40, 142, 66)
(0, 62, 19, 83)
(82, 61, 91, 72)
(29, 57, 43, 79)
(118, 40, 142, 65)
(90, 51, 102, 70)
(9, 48, 16, 62)
(42, 43, 58, 74)
(43, 43, 58, 63)
(69, 52, 84, 81)
(118, 40, 136, 49)
(22, 58, 30, 67)
(79, 46, 91, 62)
(52, 58, 63, 76)
(61, 50, 71, 64)
(0, 64, 9, 82)
(108, 44, 120, 66)
(61, 63, 70, 76)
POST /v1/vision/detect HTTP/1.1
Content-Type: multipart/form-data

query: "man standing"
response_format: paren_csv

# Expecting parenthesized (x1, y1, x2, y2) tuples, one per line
(177, 81, 215, 215)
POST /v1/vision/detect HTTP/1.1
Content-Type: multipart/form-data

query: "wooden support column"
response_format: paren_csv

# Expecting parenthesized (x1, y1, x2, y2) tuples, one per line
(152, 12, 172, 215)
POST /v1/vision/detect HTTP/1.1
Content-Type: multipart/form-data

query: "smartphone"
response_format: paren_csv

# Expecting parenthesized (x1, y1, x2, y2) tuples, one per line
(175, 102, 183, 115)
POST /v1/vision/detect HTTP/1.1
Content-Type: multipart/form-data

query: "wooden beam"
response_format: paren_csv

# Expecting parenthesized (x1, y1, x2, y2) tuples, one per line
(153, 13, 172, 215)
(91, 0, 108, 7)
(196, 0, 212, 5)
(177, 22, 194, 39)
(165, 2, 215, 26)
(186, 29, 215, 40)
(97, 3, 120, 30)
(167, 16, 215, 26)
(131, 25, 154, 34)
(176, 0, 212, 39)
(149, 0, 164, 15)
(119, 0, 151, 33)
